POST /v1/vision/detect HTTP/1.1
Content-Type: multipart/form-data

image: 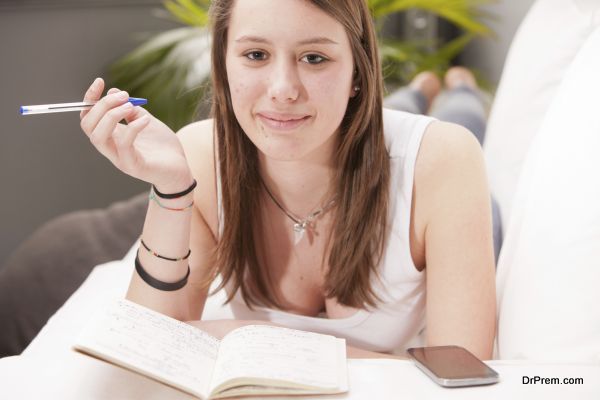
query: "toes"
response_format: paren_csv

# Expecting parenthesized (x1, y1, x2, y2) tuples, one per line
(410, 71, 441, 106)
(444, 67, 477, 90)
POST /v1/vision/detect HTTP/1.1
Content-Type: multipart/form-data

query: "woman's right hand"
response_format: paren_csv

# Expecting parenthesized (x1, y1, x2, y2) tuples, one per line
(79, 77, 193, 193)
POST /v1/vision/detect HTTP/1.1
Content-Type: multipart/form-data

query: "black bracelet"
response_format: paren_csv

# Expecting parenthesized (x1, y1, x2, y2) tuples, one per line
(135, 252, 190, 291)
(152, 179, 197, 199)
(140, 239, 191, 262)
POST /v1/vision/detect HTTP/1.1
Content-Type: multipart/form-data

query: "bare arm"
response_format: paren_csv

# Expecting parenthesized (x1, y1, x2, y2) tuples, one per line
(79, 78, 217, 321)
(413, 121, 496, 360)
(126, 121, 219, 321)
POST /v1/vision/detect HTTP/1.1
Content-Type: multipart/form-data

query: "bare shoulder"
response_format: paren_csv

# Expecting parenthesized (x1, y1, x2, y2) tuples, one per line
(176, 118, 219, 237)
(413, 120, 488, 224)
(177, 118, 214, 153)
(416, 120, 484, 178)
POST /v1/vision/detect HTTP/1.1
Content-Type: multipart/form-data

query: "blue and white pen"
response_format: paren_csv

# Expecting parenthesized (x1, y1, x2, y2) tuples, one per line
(20, 97, 147, 115)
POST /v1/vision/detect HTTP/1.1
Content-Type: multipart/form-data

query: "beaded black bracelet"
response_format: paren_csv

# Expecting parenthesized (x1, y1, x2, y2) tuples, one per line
(140, 239, 191, 262)
(135, 251, 190, 291)
(152, 179, 197, 199)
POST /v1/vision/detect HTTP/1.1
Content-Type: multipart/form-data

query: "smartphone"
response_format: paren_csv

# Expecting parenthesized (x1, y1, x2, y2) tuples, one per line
(407, 345, 499, 387)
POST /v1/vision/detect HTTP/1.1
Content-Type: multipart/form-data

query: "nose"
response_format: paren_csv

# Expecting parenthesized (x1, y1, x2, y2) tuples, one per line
(267, 59, 302, 103)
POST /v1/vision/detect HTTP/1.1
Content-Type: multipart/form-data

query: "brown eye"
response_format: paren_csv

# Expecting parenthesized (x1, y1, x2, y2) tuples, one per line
(245, 51, 267, 61)
(301, 54, 328, 65)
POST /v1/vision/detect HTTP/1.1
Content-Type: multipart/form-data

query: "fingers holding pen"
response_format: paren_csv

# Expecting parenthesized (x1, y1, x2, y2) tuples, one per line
(80, 77, 104, 120)
(88, 95, 137, 160)
(79, 78, 156, 175)
(106, 86, 150, 123)
(90, 86, 151, 171)
(80, 85, 131, 137)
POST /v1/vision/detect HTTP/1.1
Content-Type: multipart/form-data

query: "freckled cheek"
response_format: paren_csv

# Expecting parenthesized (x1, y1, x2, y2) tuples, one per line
(228, 69, 263, 112)
(228, 87, 251, 123)
(310, 69, 350, 95)
(229, 81, 247, 107)
(306, 73, 351, 113)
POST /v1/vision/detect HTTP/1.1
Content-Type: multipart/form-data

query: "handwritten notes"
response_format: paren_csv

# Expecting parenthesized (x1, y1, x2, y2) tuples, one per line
(211, 325, 340, 391)
(74, 300, 347, 399)
(76, 300, 218, 397)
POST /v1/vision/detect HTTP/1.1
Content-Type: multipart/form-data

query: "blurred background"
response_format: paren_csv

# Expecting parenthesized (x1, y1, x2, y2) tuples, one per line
(0, 0, 534, 267)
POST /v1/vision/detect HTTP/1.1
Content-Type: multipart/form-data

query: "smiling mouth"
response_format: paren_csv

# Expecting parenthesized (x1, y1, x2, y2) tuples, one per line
(257, 114, 311, 131)
(259, 113, 310, 121)
(269, 116, 304, 121)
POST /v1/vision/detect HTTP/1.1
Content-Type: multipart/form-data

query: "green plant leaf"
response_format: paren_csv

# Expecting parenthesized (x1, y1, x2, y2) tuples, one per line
(369, 0, 495, 35)
(163, 0, 210, 27)
(109, 26, 212, 131)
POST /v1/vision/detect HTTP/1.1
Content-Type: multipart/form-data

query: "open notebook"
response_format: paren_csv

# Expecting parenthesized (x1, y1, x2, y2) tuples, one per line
(74, 299, 348, 399)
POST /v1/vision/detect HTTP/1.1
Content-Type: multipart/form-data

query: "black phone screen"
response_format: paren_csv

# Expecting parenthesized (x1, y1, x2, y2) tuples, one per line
(407, 345, 497, 380)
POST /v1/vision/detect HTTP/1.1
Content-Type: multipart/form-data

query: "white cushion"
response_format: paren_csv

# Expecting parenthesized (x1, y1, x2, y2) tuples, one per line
(483, 0, 600, 230)
(495, 25, 600, 362)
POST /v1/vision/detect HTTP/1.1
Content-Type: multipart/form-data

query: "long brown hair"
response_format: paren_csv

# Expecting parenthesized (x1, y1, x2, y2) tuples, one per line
(209, 0, 389, 309)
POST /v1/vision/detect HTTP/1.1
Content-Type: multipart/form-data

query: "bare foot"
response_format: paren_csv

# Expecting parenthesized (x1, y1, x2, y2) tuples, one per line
(444, 66, 478, 90)
(409, 71, 441, 110)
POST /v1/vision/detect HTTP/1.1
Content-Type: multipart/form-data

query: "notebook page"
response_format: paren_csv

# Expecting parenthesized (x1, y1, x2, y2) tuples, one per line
(210, 325, 344, 393)
(75, 299, 219, 397)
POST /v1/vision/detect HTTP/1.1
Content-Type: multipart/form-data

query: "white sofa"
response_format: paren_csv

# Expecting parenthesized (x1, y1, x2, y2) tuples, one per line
(484, 0, 600, 362)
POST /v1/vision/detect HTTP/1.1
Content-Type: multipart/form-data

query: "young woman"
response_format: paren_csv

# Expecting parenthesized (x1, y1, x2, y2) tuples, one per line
(79, 0, 496, 359)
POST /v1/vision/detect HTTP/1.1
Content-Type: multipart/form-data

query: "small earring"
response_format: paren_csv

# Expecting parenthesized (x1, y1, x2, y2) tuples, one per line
(353, 86, 360, 92)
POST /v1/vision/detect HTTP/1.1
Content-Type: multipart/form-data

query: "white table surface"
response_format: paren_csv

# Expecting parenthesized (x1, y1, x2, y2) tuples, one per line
(2, 244, 599, 399)
(2, 353, 599, 399)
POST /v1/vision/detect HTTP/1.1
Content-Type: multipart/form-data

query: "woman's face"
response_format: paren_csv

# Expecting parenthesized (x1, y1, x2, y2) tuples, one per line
(225, 0, 356, 163)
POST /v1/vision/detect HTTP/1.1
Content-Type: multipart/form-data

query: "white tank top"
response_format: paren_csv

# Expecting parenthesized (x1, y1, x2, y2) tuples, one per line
(213, 108, 435, 353)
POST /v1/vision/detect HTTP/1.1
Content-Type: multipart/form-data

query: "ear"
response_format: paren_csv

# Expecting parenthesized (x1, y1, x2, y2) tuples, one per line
(349, 68, 360, 98)
(349, 83, 360, 98)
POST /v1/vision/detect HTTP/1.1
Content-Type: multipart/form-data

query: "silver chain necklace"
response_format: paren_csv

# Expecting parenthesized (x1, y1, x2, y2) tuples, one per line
(260, 178, 336, 245)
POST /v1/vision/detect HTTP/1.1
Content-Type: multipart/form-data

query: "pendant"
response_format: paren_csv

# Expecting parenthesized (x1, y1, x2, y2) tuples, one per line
(293, 222, 306, 245)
